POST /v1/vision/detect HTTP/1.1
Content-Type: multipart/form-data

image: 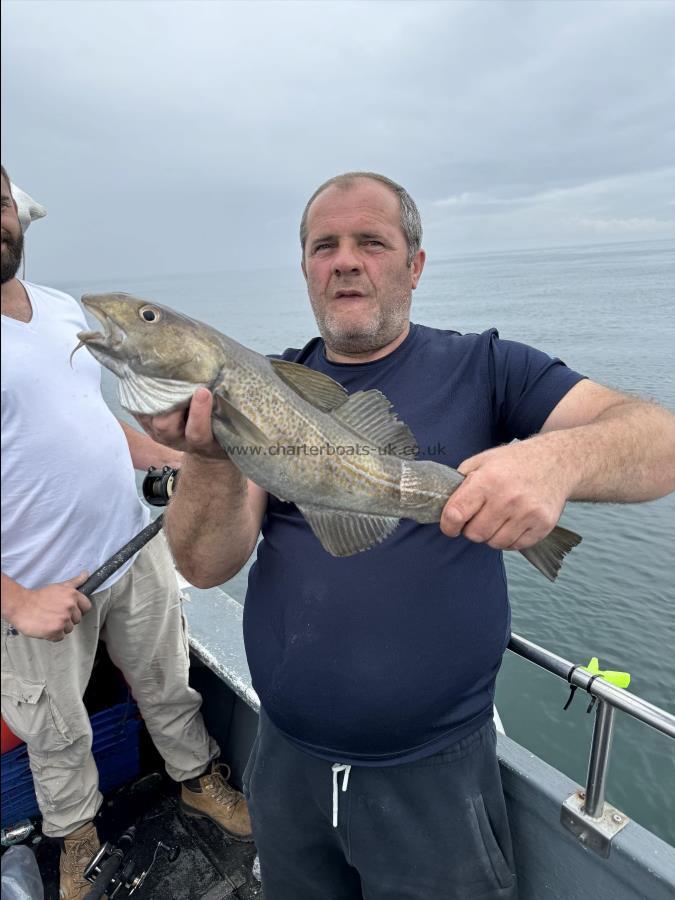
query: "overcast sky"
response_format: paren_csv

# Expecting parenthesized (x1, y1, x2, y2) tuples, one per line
(2, 0, 674, 282)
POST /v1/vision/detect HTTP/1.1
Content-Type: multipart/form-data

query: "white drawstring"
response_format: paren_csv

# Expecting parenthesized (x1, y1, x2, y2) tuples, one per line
(331, 763, 351, 828)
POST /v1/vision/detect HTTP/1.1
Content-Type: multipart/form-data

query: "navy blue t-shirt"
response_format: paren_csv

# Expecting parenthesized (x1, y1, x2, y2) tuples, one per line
(243, 324, 585, 765)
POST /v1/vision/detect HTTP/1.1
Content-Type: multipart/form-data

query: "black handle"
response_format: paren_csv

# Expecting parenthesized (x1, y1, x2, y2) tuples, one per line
(7, 515, 165, 635)
(79, 515, 164, 598)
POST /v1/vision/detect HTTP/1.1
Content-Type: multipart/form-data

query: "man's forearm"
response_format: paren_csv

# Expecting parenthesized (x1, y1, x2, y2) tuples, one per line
(1, 572, 25, 624)
(543, 398, 675, 503)
(164, 453, 258, 588)
(119, 420, 183, 471)
(443, 391, 675, 548)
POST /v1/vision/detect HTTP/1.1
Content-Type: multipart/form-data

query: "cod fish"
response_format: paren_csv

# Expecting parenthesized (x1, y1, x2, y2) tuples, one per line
(75, 293, 581, 581)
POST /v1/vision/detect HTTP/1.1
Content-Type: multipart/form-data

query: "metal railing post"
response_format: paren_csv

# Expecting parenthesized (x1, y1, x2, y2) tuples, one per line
(583, 700, 616, 818)
(506, 631, 675, 856)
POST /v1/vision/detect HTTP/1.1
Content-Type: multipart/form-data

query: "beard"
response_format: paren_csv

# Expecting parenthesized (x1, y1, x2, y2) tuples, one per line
(1, 228, 24, 284)
(311, 295, 411, 357)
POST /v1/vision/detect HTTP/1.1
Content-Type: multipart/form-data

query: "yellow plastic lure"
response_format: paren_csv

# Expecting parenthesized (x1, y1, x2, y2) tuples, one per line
(581, 657, 631, 689)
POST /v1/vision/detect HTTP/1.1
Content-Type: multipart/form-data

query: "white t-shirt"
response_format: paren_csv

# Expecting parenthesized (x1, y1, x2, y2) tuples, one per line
(1, 282, 149, 591)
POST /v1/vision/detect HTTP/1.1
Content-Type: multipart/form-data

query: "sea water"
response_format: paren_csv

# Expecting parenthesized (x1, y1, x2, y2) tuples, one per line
(54, 238, 675, 844)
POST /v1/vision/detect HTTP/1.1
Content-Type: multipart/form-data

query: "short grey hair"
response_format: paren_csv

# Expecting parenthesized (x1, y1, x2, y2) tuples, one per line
(300, 172, 423, 266)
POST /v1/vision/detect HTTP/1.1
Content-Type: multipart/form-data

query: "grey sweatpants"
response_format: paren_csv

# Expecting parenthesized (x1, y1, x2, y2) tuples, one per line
(244, 710, 517, 900)
(1, 533, 219, 837)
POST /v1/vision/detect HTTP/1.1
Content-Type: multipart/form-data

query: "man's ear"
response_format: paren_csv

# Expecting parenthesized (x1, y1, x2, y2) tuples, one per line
(411, 249, 426, 289)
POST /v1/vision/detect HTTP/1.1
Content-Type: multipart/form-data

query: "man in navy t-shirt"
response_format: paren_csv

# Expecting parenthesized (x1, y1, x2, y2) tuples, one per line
(142, 172, 675, 899)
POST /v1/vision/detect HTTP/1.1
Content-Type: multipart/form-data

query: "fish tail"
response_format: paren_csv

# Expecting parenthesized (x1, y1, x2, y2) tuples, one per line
(519, 525, 582, 582)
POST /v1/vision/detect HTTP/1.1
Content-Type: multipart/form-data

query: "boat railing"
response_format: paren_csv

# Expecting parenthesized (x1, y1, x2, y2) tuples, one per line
(508, 632, 675, 857)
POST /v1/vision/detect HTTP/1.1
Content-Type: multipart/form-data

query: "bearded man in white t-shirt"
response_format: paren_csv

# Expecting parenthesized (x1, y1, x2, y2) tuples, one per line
(0, 166, 253, 899)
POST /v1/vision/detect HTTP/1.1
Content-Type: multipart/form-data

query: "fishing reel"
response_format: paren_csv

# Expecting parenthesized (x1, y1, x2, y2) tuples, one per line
(142, 466, 179, 507)
(83, 826, 179, 898)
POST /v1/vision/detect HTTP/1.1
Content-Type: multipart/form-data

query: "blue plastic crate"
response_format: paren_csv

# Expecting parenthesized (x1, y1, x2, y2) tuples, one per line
(1, 698, 142, 828)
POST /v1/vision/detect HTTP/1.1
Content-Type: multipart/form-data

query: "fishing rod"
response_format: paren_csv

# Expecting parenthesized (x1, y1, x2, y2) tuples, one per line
(79, 514, 165, 596)
(6, 465, 181, 637)
(6, 514, 165, 637)
(76, 463, 180, 596)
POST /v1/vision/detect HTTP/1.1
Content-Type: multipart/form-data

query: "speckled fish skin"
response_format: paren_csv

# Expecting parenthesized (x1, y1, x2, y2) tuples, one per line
(78, 294, 452, 518)
(77, 293, 581, 579)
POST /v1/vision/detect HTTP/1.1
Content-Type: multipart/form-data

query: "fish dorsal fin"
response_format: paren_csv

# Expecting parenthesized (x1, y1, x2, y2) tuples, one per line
(297, 504, 400, 557)
(212, 391, 270, 448)
(270, 359, 349, 412)
(332, 390, 417, 456)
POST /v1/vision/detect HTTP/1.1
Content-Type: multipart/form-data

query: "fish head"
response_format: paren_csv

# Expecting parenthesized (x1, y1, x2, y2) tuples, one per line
(76, 292, 227, 415)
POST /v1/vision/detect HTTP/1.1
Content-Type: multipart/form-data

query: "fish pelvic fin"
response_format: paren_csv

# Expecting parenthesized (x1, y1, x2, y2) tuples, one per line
(297, 505, 400, 557)
(332, 390, 418, 457)
(212, 391, 270, 448)
(519, 525, 582, 582)
(270, 359, 349, 412)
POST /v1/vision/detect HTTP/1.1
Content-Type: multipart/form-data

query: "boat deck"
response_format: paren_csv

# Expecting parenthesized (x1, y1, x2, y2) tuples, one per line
(33, 767, 261, 899)
(12, 582, 675, 900)
(27, 583, 263, 899)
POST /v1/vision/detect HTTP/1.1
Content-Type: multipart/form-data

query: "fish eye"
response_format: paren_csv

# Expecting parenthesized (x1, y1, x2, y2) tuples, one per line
(139, 305, 160, 323)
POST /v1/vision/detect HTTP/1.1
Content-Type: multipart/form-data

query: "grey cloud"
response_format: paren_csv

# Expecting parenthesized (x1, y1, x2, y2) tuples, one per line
(2, 0, 674, 281)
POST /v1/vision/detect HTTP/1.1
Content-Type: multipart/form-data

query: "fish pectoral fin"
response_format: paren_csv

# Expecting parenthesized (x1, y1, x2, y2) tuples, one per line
(332, 390, 418, 457)
(212, 392, 270, 448)
(270, 359, 349, 412)
(297, 505, 400, 557)
(519, 525, 582, 582)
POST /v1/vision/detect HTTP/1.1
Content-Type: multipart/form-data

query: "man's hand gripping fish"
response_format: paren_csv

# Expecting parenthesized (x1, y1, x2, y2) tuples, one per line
(74, 293, 581, 580)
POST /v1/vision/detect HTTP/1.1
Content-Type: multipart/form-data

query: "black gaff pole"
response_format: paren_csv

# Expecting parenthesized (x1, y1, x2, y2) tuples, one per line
(6, 514, 165, 636)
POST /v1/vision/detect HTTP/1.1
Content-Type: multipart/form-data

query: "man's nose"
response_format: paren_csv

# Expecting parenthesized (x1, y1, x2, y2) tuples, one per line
(332, 243, 361, 276)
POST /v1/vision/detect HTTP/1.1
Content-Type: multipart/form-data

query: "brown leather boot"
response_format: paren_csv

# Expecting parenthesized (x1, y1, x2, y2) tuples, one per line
(59, 821, 101, 900)
(181, 762, 253, 842)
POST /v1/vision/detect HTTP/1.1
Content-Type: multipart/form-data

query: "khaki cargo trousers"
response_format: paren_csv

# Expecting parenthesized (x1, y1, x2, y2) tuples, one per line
(1, 533, 219, 837)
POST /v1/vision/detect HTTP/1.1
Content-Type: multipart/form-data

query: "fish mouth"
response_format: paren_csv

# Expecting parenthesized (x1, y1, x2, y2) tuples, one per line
(71, 299, 127, 365)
